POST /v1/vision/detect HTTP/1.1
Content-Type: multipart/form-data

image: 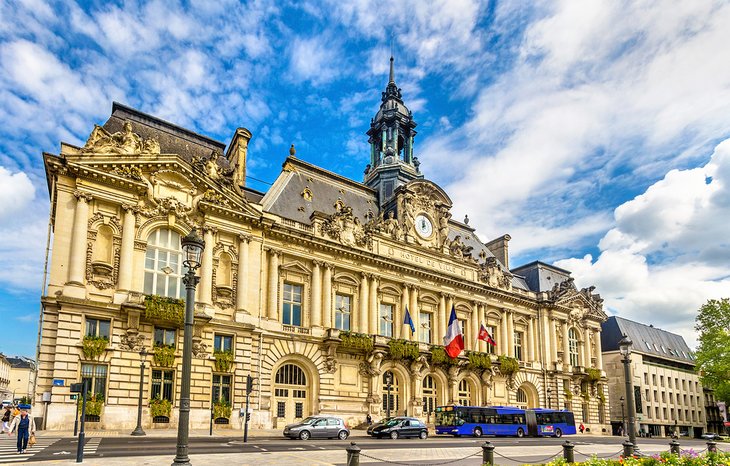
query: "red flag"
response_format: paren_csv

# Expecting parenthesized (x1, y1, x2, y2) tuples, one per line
(478, 324, 497, 347)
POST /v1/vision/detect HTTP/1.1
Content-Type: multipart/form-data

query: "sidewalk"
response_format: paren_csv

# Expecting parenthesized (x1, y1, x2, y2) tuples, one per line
(38, 427, 372, 439)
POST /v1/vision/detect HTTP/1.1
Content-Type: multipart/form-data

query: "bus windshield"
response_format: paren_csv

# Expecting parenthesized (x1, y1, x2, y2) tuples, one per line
(435, 410, 463, 426)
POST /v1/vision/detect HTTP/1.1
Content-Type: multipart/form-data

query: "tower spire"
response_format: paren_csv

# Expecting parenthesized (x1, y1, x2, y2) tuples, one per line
(389, 56, 395, 84)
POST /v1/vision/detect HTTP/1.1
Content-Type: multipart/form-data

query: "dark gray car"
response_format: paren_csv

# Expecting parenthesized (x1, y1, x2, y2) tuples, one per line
(370, 417, 428, 439)
(283, 416, 350, 440)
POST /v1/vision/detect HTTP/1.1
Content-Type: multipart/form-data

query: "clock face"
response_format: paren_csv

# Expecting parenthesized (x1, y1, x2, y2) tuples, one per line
(415, 214, 433, 237)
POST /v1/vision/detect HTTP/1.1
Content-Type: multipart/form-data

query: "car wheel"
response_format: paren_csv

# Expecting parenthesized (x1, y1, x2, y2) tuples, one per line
(419, 430, 428, 439)
(338, 430, 349, 440)
(390, 431, 399, 439)
(517, 428, 525, 438)
(473, 427, 483, 438)
(299, 430, 310, 440)
(555, 428, 563, 438)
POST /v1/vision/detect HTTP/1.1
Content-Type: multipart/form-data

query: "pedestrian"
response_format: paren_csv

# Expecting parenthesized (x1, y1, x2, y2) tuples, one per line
(579, 423, 585, 434)
(366, 413, 372, 426)
(2, 405, 11, 432)
(7, 408, 35, 454)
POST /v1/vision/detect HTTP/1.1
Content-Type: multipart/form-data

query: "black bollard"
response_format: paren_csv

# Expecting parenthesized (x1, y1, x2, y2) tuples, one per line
(669, 439, 680, 455)
(482, 441, 495, 465)
(622, 440, 634, 458)
(346, 441, 361, 466)
(563, 440, 574, 463)
(707, 440, 717, 453)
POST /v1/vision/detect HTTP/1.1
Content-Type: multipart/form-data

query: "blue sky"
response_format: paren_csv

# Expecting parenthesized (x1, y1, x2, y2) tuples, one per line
(1, 0, 730, 358)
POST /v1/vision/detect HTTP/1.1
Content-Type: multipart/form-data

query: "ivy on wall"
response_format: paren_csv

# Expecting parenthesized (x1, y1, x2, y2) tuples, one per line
(78, 393, 104, 416)
(585, 367, 602, 384)
(387, 339, 420, 361)
(149, 396, 172, 418)
(82, 336, 109, 360)
(339, 331, 374, 353)
(153, 345, 176, 367)
(213, 399, 231, 419)
(213, 350, 234, 372)
(429, 346, 459, 366)
(498, 355, 519, 377)
(467, 351, 492, 371)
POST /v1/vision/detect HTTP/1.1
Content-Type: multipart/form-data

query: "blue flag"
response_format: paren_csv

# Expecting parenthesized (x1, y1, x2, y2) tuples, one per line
(404, 306, 415, 334)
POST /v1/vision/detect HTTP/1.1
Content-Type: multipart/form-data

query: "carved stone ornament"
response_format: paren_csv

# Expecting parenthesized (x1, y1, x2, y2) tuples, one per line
(359, 350, 385, 377)
(190, 150, 235, 187)
(119, 330, 146, 352)
(320, 199, 373, 250)
(140, 196, 194, 225)
(201, 189, 230, 207)
(111, 165, 143, 181)
(549, 278, 607, 321)
(478, 256, 513, 290)
(192, 337, 209, 359)
(82, 120, 161, 155)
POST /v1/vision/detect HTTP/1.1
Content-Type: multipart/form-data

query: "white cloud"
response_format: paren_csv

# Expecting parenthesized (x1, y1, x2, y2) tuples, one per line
(0, 167, 35, 220)
(288, 36, 341, 85)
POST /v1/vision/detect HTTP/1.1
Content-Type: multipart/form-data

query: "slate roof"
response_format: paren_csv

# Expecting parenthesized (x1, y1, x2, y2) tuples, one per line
(5, 356, 35, 370)
(510, 261, 572, 292)
(601, 316, 694, 365)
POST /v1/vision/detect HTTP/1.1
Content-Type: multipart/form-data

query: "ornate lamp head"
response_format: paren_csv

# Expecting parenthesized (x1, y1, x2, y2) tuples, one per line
(618, 334, 633, 358)
(181, 228, 205, 270)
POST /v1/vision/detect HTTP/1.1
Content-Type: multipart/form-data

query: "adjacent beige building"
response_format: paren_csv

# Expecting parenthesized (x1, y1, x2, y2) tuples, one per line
(601, 316, 705, 438)
(6, 356, 37, 402)
(37, 63, 610, 432)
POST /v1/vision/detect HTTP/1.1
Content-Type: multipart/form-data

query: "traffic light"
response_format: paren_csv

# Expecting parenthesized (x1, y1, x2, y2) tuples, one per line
(246, 412, 251, 422)
(246, 375, 254, 394)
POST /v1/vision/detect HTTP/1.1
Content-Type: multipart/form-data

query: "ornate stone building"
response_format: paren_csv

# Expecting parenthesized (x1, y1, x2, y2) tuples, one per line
(38, 59, 609, 432)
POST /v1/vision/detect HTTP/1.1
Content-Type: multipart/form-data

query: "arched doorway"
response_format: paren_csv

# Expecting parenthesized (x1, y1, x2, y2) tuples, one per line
(457, 379, 473, 406)
(382, 370, 401, 417)
(516, 387, 528, 409)
(516, 383, 538, 409)
(422, 375, 438, 417)
(273, 363, 309, 425)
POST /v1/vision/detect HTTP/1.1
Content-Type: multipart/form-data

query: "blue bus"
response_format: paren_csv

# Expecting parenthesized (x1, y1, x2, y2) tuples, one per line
(434, 406, 576, 438)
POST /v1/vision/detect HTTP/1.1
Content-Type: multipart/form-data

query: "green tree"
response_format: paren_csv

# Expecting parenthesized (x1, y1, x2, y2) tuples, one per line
(695, 298, 730, 404)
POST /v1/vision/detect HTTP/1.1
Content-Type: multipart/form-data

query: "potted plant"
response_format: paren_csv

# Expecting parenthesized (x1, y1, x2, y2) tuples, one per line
(387, 339, 420, 361)
(149, 395, 172, 418)
(213, 350, 234, 372)
(212, 399, 231, 420)
(78, 393, 104, 417)
(82, 335, 109, 360)
(144, 295, 184, 325)
(339, 331, 374, 353)
(153, 344, 176, 367)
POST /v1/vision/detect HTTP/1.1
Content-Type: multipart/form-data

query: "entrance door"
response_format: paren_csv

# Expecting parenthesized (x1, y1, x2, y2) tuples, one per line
(273, 363, 308, 425)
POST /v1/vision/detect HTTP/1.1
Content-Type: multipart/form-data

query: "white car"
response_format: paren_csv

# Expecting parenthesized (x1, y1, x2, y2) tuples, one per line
(701, 433, 725, 440)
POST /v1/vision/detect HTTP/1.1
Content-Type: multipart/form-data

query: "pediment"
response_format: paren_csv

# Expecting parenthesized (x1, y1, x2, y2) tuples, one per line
(551, 279, 607, 322)
(280, 260, 311, 275)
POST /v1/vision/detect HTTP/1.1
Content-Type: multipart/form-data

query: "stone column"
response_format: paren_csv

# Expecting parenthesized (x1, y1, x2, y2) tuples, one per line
(500, 311, 509, 356)
(471, 302, 479, 351)
(359, 273, 369, 334)
(438, 294, 447, 344)
(236, 234, 250, 312)
(562, 320, 570, 369)
(67, 191, 92, 286)
(549, 317, 558, 367)
(199, 227, 215, 305)
(267, 249, 280, 320)
(369, 276, 378, 335)
(583, 329, 592, 368)
(400, 284, 410, 340)
(478, 304, 486, 352)
(594, 329, 603, 370)
(507, 311, 515, 358)
(541, 313, 552, 366)
(311, 261, 322, 328)
(527, 317, 535, 362)
(322, 263, 333, 328)
(117, 204, 136, 291)
(410, 286, 419, 342)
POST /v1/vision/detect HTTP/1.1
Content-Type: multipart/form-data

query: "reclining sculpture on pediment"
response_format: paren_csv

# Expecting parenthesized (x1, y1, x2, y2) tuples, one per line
(82, 120, 161, 155)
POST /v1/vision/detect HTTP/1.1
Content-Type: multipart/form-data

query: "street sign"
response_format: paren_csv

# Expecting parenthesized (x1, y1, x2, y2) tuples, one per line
(53, 379, 64, 387)
(70, 395, 78, 400)
(70, 383, 84, 393)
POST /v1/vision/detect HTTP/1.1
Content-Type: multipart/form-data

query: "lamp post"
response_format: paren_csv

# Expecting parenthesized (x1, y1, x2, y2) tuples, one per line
(385, 371, 393, 419)
(620, 396, 625, 435)
(619, 335, 638, 452)
(547, 388, 552, 409)
(131, 347, 148, 436)
(172, 228, 205, 466)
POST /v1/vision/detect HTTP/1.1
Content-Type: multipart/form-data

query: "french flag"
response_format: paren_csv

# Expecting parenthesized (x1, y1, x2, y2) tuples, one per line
(443, 305, 464, 358)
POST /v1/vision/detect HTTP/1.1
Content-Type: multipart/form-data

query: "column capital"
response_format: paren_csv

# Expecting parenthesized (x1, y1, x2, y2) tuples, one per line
(322, 261, 335, 271)
(121, 203, 139, 213)
(73, 190, 93, 202)
(265, 247, 282, 257)
(312, 259, 325, 267)
(202, 225, 218, 234)
(238, 233, 252, 243)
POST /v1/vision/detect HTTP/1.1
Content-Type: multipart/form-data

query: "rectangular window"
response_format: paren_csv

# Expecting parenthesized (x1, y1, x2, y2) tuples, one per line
(277, 401, 285, 418)
(335, 294, 351, 331)
(154, 328, 176, 348)
(151, 369, 174, 401)
(85, 318, 111, 339)
(419, 312, 432, 344)
(282, 283, 303, 326)
(485, 326, 495, 354)
(214, 334, 233, 353)
(514, 331, 523, 361)
(81, 363, 108, 400)
(379, 304, 394, 337)
(458, 319, 468, 345)
(212, 374, 231, 403)
(652, 374, 656, 385)
(644, 374, 648, 384)
(295, 402, 303, 418)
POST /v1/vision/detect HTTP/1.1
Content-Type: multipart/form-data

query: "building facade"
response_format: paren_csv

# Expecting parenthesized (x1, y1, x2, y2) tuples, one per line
(6, 356, 37, 402)
(37, 61, 609, 432)
(0, 354, 10, 401)
(601, 316, 704, 438)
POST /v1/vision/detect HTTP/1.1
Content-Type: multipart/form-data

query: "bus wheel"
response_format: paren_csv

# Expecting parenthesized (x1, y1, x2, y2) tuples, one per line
(473, 427, 483, 438)
(516, 428, 525, 438)
(555, 428, 563, 438)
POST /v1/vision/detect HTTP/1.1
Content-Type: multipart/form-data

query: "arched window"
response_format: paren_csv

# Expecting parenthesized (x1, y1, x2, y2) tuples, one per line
(217, 252, 232, 287)
(274, 363, 308, 422)
(422, 375, 437, 415)
(458, 379, 472, 406)
(568, 328, 580, 367)
(144, 229, 183, 298)
(382, 371, 400, 415)
(516, 387, 527, 403)
(92, 225, 114, 264)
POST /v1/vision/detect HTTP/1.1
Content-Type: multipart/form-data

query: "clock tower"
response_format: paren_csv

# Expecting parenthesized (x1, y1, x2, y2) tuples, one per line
(364, 56, 423, 207)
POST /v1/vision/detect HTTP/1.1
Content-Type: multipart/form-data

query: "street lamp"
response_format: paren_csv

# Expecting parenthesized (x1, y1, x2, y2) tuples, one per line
(619, 334, 638, 452)
(385, 371, 393, 419)
(620, 396, 625, 435)
(131, 347, 148, 436)
(547, 388, 552, 409)
(172, 228, 205, 466)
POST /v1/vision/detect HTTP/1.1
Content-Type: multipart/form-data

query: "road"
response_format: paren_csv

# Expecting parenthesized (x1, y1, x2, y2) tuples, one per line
(2, 433, 725, 465)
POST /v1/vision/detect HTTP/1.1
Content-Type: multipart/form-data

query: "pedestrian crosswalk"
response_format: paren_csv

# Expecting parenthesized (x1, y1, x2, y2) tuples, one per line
(83, 437, 101, 455)
(0, 434, 60, 462)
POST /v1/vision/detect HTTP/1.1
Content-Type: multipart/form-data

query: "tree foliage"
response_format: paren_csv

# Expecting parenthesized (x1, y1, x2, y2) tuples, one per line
(694, 298, 730, 404)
